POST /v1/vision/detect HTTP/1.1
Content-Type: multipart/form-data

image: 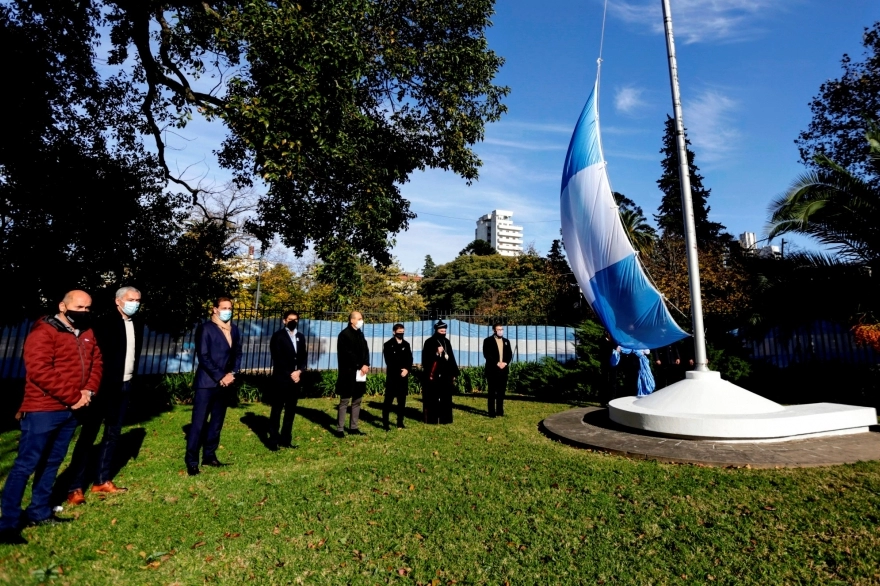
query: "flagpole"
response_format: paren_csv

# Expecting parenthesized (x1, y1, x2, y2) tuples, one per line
(660, 0, 708, 371)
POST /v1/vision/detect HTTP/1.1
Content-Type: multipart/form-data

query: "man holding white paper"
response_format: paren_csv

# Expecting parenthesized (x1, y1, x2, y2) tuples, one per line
(335, 311, 370, 437)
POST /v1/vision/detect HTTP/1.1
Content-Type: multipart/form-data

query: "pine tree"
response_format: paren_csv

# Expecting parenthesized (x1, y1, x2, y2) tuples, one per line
(655, 116, 728, 244)
(423, 255, 437, 278)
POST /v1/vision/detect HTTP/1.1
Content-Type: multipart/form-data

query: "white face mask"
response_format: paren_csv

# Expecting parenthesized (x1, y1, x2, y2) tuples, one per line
(355, 319, 364, 330)
(219, 309, 233, 323)
(121, 301, 140, 316)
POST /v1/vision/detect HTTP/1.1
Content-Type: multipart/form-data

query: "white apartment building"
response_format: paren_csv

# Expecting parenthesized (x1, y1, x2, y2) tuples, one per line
(739, 232, 781, 259)
(475, 210, 523, 257)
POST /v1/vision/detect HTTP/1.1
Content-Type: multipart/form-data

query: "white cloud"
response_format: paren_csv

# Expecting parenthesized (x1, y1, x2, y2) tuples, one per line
(609, 0, 778, 44)
(614, 86, 647, 114)
(683, 89, 740, 163)
(482, 137, 567, 151)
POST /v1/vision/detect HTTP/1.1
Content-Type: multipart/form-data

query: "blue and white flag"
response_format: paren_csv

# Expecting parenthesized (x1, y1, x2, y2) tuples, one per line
(560, 81, 689, 350)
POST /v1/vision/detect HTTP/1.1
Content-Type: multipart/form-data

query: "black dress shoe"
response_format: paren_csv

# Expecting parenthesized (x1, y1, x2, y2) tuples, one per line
(348, 428, 365, 436)
(333, 430, 345, 438)
(0, 528, 27, 545)
(202, 459, 229, 467)
(187, 465, 200, 476)
(26, 515, 74, 528)
(279, 442, 297, 449)
(267, 441, 280, 452)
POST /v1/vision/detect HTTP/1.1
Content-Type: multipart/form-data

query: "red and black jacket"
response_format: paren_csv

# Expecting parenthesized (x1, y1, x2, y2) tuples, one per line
(21, 316, 103, 412)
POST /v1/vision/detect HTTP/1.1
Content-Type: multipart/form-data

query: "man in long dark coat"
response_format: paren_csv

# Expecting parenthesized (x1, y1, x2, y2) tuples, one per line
(382, 323, 412, 430)
(268, 310, 307, 449)
(335, 311, 370, 436)
(421, 320, 459, 424)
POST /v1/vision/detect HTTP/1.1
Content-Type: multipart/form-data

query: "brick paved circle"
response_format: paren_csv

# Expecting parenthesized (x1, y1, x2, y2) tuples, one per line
(541, 406, 880, 468)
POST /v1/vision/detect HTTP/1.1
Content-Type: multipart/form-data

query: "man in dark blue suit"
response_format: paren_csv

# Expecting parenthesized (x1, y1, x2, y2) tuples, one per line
(268, 310, 307, 450)
(185, 297, 242, 476)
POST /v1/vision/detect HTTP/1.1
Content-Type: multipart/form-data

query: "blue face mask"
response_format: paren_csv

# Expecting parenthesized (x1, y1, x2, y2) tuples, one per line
(219, 309, 233, 323)
(122, 301, 140, 317)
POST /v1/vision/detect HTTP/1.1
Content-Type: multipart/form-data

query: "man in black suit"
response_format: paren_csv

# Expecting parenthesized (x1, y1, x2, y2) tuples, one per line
(335, 311, 370, 437)
(482, 323, 513, 417)
(382, 323, 412, 431)
(652, 343, 681, 390)
(268, 310, 307, 450)
(64, 286, 144, 505)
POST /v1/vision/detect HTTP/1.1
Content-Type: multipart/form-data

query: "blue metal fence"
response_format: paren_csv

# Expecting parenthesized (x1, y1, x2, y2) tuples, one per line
(0, 316, 577, 378)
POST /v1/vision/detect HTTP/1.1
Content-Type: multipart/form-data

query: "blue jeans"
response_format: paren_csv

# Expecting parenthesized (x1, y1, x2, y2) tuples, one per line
(66, 381, 131, 491)
(0, 410, 79, 529)
(185, 387, 229, 466)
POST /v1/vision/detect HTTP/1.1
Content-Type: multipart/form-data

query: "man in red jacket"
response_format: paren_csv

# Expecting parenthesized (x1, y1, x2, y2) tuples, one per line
(0, 290, 102, 545)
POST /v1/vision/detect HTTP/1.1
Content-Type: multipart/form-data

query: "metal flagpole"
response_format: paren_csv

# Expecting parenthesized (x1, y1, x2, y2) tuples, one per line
(660, 0, 708, 371)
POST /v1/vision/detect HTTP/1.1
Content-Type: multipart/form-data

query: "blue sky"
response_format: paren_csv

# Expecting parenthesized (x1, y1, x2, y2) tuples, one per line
(161, 0, 880, 272)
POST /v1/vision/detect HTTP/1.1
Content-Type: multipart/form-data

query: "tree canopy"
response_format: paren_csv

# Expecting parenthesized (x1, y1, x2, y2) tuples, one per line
(655, 116, 728, 244)
(0, 0, 508, 324)
(796, 22, 880, 177)
(0, 3, 234, 329)
(459, 239, 498, 257)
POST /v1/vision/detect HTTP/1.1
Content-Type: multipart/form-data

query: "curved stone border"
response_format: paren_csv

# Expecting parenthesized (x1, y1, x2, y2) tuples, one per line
(541, 407, 880, 468)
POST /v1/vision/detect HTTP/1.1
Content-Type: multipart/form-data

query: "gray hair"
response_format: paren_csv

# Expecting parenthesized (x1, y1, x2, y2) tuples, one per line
(115, 286, 141, 299)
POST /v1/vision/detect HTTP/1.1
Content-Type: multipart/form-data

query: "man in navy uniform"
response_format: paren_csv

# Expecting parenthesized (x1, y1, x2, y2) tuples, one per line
(268, 310, 307, 449)
(382, 323, 412, 430)
(185, 297, 242, 476)
(482, 323, 512, 417)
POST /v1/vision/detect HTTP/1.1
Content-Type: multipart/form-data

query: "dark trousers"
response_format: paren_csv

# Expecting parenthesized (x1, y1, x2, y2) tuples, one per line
(486, 368, 509, 417)
(337, 382, 366, 431)
(0, 411, 78, 529)
(382, 376, 408, 426)
(186, 387, 228, 466)
(66, 381, 131, 491)
(424, 380, 453, 425)
(269, 382, 300, 444)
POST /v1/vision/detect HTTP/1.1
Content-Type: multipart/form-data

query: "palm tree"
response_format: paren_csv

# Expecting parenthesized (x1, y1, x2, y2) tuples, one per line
(618, 207, 657, 257)
(767, 121, 880, 269)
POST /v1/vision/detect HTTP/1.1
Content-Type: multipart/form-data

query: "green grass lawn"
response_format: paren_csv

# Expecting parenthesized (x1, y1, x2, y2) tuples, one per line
(1, 395, 879, 585)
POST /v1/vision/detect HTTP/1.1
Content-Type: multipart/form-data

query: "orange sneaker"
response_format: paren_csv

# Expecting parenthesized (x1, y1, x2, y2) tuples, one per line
(90, 481, 128, 494)
(66, 489, 86, 506)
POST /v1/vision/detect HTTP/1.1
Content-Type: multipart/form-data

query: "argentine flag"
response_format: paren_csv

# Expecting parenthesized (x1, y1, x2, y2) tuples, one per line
(560, 81, 689, 350)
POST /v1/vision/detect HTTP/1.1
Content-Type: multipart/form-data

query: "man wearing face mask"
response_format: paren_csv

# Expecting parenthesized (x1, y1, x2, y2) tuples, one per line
(382, 323, 412, 430)
(267, 310, 307, 450)
(0, 290, 101, 545)
(482, 323, 513, 418)
(335, 311, 370, 437)
(185, 297, 242, 476)
(64, 286, 144, 506)
(421, 320, 459, 424)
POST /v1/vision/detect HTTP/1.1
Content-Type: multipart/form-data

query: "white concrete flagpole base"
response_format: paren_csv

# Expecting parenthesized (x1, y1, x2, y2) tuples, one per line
(608, 370, 878, 442)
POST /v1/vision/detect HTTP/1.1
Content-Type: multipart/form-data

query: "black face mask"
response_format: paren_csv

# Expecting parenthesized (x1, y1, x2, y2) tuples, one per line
(286, 320, 298, 331)
(65, 310, 92, 331)
(436, 330, 446, 337)
(394, 333, 404, 340)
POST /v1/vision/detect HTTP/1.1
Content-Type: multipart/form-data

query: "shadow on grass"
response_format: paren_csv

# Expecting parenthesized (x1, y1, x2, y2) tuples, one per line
(295, 405, 341, 433)
(51, 427, 147, 504)
(240, 412, 276, 451)
(364, 400, 424, 423)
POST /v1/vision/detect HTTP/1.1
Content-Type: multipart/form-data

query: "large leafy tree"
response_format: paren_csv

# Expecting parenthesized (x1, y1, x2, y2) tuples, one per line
(796, 22, 880, 176)
(107, 0, 508, 267)
(654, 116, 728, 244)
(1, 0, 507, 323)
(0, 2, 233, 328)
